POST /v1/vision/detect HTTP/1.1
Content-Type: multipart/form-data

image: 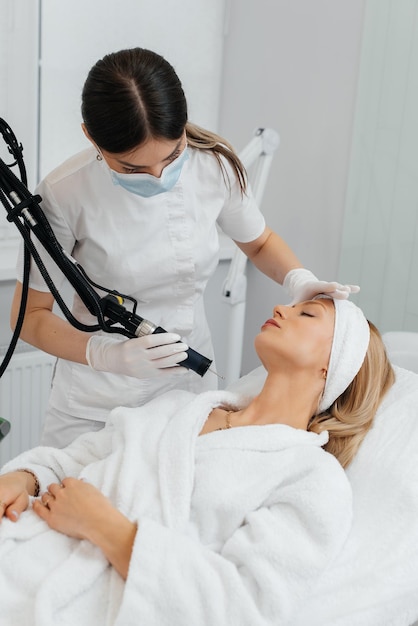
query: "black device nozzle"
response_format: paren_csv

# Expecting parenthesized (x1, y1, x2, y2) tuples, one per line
(152, 325, 212, 377)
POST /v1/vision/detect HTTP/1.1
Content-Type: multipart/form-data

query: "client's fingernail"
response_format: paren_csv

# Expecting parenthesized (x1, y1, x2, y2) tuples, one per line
(10, 510, 19, 520)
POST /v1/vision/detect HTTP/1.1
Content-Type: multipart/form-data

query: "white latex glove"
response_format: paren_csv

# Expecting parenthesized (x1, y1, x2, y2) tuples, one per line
(86, 333, 188, 379)
(283, 268, 360, 305)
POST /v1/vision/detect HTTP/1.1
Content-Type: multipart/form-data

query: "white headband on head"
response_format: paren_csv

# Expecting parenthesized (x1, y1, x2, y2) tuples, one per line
(319, 298, 370, 412)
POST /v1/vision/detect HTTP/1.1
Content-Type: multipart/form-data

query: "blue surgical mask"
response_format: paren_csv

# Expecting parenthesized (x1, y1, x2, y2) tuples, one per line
(109, 145, 189, 198)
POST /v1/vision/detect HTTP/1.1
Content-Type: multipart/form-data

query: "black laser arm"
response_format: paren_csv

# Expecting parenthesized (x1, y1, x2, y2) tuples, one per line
(0, 118, 212, 377)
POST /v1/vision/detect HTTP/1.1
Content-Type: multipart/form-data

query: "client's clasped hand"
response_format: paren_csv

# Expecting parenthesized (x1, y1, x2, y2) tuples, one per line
(0, 470, 35, 521)
(0, 471, 136, 578)
(0, 470, 135, 545)
(34, 479, 134, 544)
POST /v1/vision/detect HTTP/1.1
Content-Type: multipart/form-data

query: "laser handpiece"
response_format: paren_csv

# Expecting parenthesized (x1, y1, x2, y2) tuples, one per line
(100, 295, 213, 377)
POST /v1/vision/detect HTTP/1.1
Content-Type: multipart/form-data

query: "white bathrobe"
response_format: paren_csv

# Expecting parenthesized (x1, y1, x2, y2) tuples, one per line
(0, 389, 352, 626)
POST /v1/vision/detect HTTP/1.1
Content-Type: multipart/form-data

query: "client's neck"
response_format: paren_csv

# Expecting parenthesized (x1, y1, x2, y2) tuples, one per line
(240, 372, 320, 431)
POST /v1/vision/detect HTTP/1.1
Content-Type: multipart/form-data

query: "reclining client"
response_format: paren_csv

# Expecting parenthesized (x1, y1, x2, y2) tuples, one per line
(0, 296, 394, 625)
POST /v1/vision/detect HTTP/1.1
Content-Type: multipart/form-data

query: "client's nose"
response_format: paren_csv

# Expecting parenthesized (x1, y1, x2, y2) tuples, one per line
(273, 304, 287, 319)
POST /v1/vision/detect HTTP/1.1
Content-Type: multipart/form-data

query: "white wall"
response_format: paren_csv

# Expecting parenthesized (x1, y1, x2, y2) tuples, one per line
(218, 0, 366, 373)
(0, 1, 40, 337)
(0, 0, 39, 190)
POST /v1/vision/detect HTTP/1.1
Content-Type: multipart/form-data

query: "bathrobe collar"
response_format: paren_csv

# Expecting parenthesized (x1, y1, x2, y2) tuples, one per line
(158, 390, 328, 529)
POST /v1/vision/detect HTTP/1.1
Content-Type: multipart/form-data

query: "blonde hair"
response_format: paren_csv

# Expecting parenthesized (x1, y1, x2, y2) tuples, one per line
(308, 321, 395, 468)
(185, 122, 247, 195)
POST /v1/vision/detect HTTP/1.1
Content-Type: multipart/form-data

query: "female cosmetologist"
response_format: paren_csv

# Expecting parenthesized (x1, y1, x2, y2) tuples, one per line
(10, 47, 358, 447)
(0, 297, 394, 624)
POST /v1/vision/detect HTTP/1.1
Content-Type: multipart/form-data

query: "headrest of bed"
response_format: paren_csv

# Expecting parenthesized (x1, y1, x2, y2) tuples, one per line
(227, 365, 418, 625)
(383, 330, 418, 374)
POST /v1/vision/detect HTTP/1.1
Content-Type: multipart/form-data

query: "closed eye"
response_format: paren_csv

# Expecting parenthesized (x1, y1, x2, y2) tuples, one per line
(122, 168, 143, 174)
(122, 148, 182, 174)
(301, 311, 315, 317)
(165, 148, 181, 163)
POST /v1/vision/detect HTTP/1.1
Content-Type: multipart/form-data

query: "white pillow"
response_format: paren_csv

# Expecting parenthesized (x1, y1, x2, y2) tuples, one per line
(383, 331, 418, 374)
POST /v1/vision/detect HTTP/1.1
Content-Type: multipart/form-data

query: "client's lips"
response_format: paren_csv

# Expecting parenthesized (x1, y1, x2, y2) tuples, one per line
(262, 318, 280, 329)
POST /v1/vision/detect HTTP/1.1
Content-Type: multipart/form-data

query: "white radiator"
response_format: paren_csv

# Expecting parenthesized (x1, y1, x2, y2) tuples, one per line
(0, 346, 55, 466)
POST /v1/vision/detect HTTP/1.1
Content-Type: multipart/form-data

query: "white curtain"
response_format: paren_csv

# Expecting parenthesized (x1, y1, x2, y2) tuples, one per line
(339, 0, 418, 334)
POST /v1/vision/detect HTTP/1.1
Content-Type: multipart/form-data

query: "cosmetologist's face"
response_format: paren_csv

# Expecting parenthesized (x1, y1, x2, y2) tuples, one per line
(82, 123, 186, 177)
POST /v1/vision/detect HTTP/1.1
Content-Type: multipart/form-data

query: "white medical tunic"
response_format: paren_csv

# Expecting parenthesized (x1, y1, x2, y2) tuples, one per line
(17, 146, 265, 422)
